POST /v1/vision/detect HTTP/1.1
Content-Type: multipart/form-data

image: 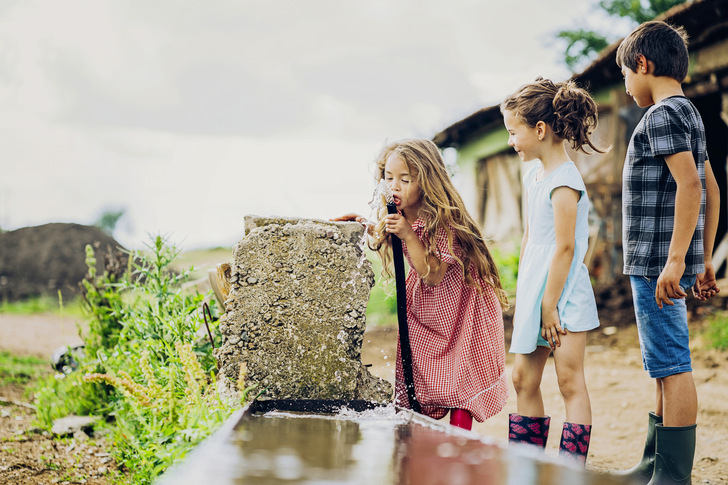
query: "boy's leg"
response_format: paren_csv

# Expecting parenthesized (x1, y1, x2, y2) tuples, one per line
(655, 380, 663, 417)
(552, 330, 591, 424)
(627, 275, 697, 482)
(660, 372, 697, 427)
(512, 348, 550, 416)
(630, 274, 696, 424)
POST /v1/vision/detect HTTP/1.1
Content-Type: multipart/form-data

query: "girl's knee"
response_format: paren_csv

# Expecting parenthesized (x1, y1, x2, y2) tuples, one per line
(557, 372, 586, 399)
(512, 367, 539, 395)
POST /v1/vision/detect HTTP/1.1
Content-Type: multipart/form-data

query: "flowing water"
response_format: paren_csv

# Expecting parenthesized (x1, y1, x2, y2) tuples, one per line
(342, 179, 391, 290)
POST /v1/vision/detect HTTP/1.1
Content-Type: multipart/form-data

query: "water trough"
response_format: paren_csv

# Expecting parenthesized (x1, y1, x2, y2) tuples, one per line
(159, 399, 632, 485)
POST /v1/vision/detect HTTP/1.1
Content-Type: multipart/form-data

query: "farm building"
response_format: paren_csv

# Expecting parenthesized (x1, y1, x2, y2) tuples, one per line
(433, 0, 728, 283)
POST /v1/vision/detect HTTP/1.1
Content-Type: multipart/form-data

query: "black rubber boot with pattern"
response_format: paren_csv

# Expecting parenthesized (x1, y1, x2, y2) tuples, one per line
(559, 422, 592, 466)
(508, 413, 551, 449)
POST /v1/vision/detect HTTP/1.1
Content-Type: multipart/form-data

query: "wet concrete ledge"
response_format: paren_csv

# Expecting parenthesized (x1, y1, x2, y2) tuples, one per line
(158, 400, 631, 485)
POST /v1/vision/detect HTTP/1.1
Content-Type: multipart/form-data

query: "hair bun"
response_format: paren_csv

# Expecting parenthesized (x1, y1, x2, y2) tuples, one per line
(551, 81, 601, 153)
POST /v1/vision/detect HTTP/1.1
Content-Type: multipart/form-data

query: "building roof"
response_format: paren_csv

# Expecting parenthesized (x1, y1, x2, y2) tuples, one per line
(434, 0, 728, 148)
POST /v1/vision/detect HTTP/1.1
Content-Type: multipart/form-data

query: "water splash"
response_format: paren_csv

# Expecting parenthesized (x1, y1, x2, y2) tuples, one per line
(357, 179, 392, 253)
(264, 402, 407, 423)
(369, 179, 394, 212)
(342, 179, 393, 291)
(335, 403, 407, 423)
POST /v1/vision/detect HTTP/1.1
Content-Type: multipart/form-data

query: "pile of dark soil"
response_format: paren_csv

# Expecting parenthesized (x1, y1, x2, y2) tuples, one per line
(0, 223, 127, 303)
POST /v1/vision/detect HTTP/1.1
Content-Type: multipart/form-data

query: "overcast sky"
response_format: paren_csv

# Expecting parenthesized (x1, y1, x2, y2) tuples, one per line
(0, 0, 633, 250)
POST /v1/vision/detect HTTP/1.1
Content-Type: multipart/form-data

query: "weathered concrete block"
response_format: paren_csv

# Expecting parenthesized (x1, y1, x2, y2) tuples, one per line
(214, 215, 392, 405)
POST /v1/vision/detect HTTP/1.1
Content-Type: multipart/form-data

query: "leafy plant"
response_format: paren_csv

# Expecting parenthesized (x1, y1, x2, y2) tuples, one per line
(34, 235, 237, 484)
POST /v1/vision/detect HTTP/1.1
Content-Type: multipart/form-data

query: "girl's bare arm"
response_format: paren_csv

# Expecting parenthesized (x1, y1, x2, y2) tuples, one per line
(541, 186, 579, 349)
(658, 151, 702, 307)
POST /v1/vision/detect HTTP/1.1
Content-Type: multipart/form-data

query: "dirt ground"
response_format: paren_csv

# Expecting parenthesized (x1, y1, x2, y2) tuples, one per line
(0, 314, 118, 484)
(1, 308, 727, 484)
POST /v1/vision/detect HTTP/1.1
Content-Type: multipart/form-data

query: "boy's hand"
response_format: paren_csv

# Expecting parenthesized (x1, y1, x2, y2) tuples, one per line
(655, 260, 687, 308)
(694, 261, 720, 301)
(541, 307, 567, 350)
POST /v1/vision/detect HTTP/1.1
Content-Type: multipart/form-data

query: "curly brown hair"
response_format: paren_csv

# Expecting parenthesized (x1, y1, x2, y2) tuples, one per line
(368, 138, 508, 309)
(500, 77, 606, 154)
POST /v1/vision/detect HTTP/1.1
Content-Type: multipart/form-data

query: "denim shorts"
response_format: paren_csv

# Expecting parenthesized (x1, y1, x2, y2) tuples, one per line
(629, 275, 696, 379)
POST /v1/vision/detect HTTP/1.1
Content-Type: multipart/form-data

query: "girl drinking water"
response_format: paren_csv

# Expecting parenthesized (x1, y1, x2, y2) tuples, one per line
(501, 78, 603, 464)
(335, 139, 508, 430)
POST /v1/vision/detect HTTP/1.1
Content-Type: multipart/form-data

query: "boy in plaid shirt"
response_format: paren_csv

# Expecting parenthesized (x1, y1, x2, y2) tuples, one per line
(615, 21, 720, 485)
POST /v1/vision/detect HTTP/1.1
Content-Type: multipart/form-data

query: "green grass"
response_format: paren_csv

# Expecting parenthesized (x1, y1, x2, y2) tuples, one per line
(0, 294, 84, 318)
(0, 351, 48, 386)
(172, 247, 234, 281)
(365, 251, 398, 327)
(703, 311, 728, 350)
(490, 241, 519, 300)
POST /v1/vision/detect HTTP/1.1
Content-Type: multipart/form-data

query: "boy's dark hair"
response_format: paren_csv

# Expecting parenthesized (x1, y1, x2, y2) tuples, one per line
(616, 20, 689, 82)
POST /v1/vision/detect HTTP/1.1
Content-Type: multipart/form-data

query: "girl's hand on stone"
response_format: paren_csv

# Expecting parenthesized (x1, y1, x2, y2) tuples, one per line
(330, 213, 374, 236)
(330, 213, 366, 224)
(541, 307, 566, 350)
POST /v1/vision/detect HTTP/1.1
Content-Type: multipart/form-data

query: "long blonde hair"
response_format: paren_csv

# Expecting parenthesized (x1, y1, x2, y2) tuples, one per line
(369, 139, 508, 309)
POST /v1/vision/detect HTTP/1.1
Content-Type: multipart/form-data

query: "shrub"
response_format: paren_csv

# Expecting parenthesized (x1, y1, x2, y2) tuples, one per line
(34, 235, 234, 484)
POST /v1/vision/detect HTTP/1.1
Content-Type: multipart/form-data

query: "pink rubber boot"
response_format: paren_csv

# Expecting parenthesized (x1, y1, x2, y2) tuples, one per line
(450, 408, 473, 430)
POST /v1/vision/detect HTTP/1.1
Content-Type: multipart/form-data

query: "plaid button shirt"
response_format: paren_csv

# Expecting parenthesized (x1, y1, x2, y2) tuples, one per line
(622, 96, 706, 276)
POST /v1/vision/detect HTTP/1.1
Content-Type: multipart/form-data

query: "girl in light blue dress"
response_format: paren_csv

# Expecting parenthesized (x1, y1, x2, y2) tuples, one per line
(501, 78, 604, 465)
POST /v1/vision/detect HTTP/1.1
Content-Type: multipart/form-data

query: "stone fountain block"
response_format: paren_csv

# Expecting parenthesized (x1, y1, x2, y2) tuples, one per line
(214, 215, 392, 405)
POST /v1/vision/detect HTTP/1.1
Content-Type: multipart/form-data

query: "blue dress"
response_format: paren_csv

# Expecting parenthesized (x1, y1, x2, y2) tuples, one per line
(510, 161, 600, 354)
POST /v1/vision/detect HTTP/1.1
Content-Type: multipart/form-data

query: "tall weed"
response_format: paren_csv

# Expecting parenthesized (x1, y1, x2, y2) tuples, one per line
(34, 235, 233, 484)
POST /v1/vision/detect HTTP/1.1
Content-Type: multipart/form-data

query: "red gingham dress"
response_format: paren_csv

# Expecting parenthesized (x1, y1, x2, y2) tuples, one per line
(394, 218, 508, 422)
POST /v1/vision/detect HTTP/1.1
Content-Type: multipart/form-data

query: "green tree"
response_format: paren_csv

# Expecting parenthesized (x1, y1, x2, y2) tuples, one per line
(558, 0, 686, 71)
(94, 208, 125, 236)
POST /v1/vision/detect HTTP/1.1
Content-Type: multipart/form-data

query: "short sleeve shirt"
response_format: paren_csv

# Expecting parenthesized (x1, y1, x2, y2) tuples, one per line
(622, 96, 707, 276)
